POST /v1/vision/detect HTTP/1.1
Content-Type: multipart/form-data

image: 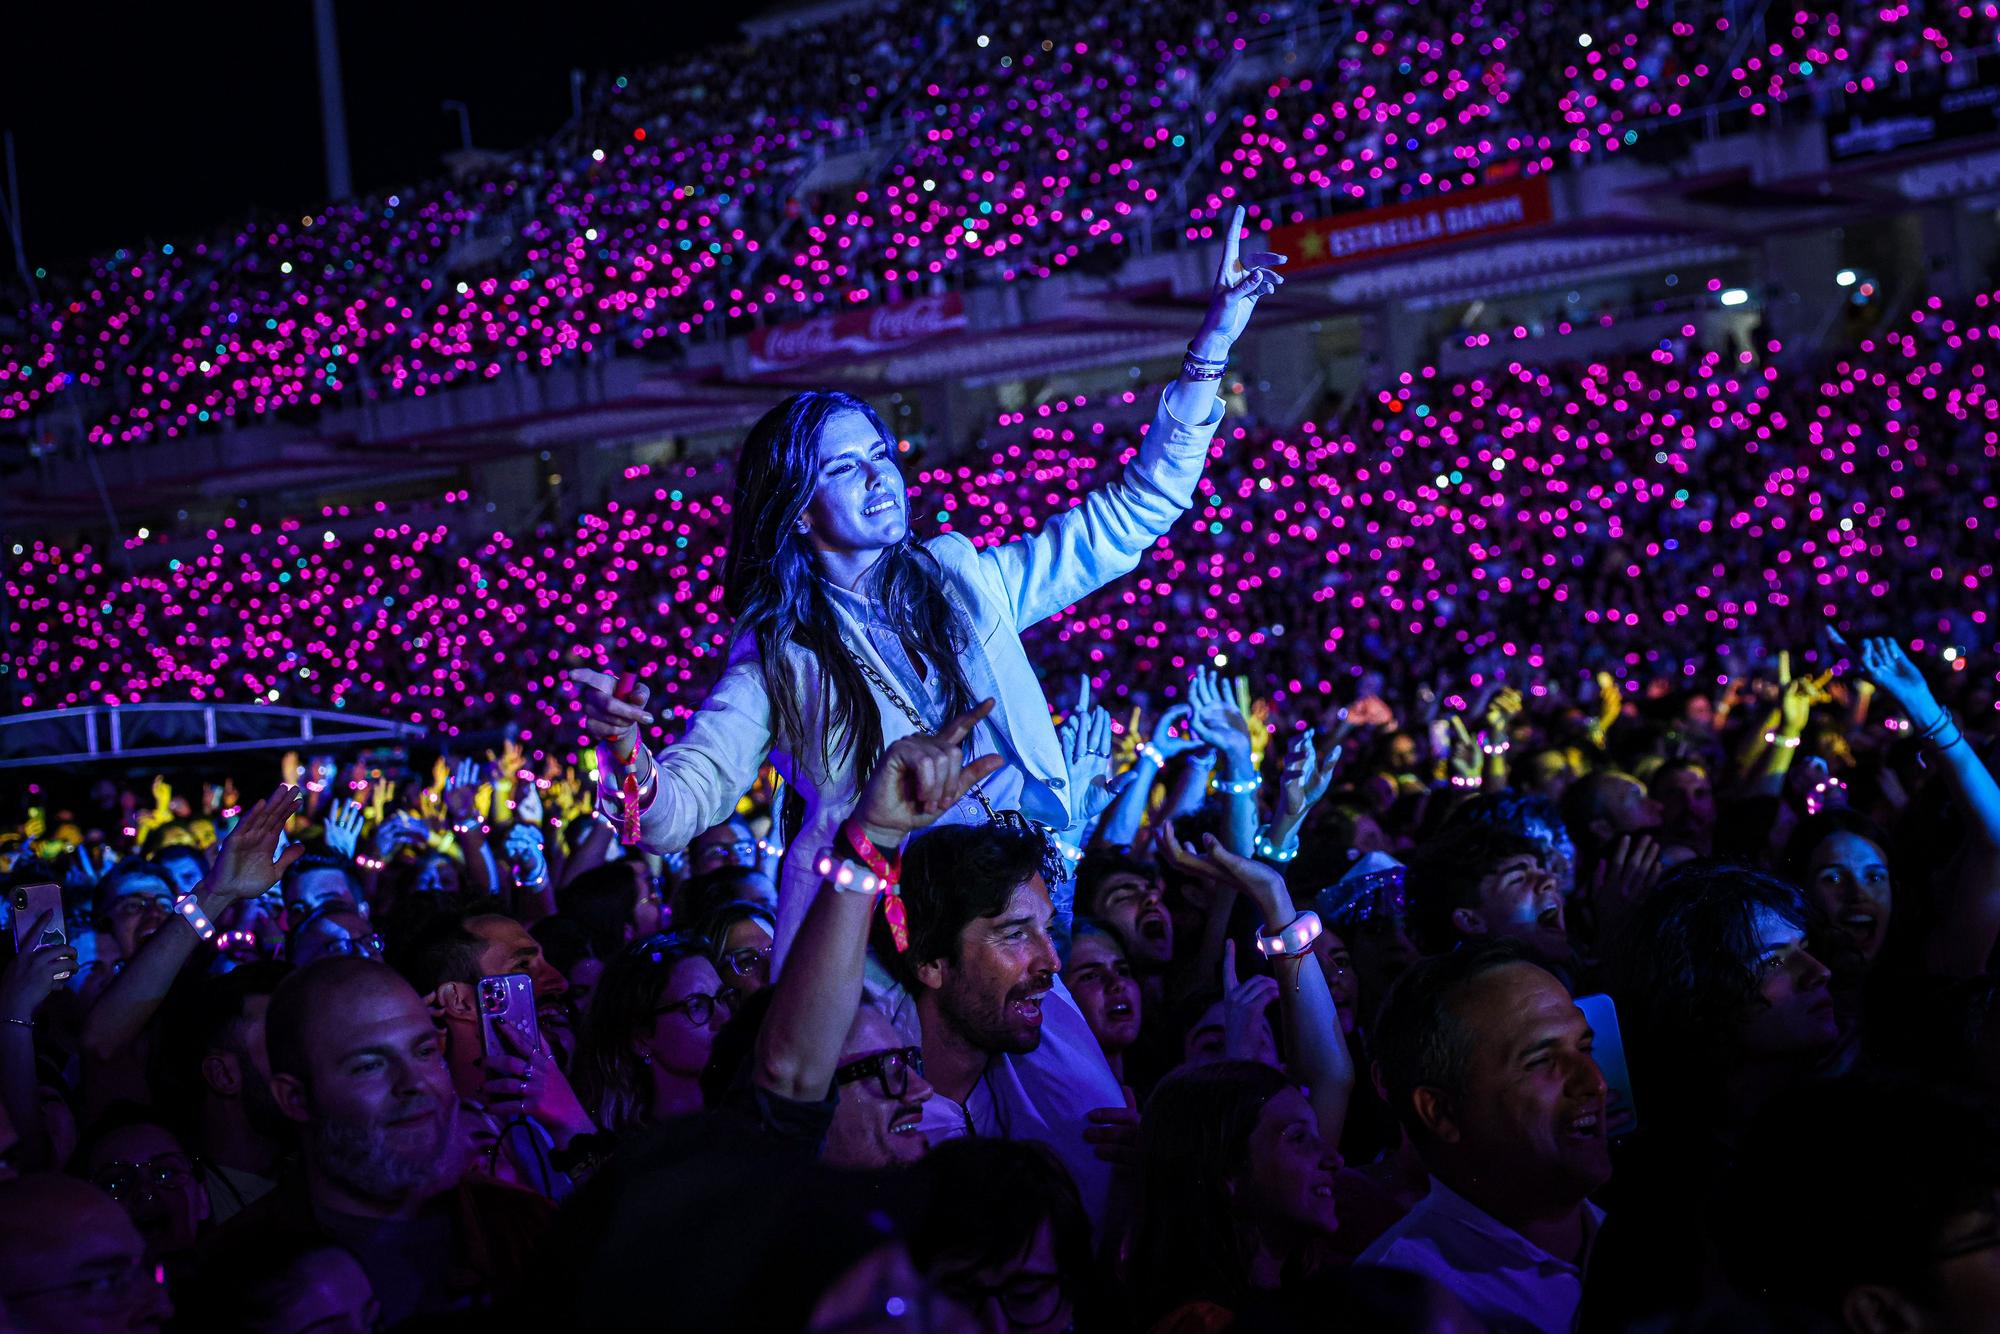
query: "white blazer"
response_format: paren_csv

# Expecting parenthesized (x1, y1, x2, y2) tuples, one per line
(632, 389, 1228, 960)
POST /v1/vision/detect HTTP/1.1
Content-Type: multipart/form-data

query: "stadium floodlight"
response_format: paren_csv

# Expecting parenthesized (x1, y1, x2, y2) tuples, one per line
(1719, 288, 1749, 307)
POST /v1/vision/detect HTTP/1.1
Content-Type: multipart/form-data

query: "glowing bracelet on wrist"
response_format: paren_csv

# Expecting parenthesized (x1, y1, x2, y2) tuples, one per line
(1763, 731, 1801, 749)
(1254, 828, 1300, 863)
(173, 894, 217, 943)
(1214, 776, 1260, 797)
(1140, 744, 1167, 768)
(815, 853, 886, 896)
(1255, 910, 1323, 959)
(839, 820, 909, 952)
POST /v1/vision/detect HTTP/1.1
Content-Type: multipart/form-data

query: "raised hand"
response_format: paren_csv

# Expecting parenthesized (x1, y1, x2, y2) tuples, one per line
(324, 800, 366, 861)
(515, 780, 546, 828)
(1588, 833, 1663, 936)
(1446, 715, 1482, 782)
(1, 913, 78, 1017)
(1777, 671, 1833, 737)
(480, 1016, 593, 1145)
(1059, 678, 1129, 824)
(849, 700, 1006, 847)
(1220, 939, 1282, 1062)
(1483, 686, 1524, 736)
(1274, 727, 1341, 831)
(1345, 695, 1395, 730)
(375, 811, 429, 861)
(1196, 205, 1288, 353)
(1830, 628, 1939, 721)
(443, 758, 483, 822)
(368, 778, 397, 824)
(1148, 702, 1202, 762)
(1189, 666, 1254, 777)
(209, 785, 308, 901)
(565, 667, 654, 750)
(504, 824, 549, 888)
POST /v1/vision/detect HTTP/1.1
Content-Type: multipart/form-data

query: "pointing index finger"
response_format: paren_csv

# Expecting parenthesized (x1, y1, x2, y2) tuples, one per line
(936, 698, 997, 747)
(1220, 204, 1244, 286)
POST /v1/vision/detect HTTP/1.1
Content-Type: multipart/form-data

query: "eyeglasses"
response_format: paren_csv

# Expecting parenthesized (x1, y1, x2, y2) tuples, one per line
(657, 989, 737, 1027)
(108, 893, 173, 921)
(834, 1046, 924, 1101)
(931, 1270, 1065, 1327)
(719, 942, 773, 978)
(692, 838, 759, 868)
(319, 932, 386, 960)
(90, 1152, 196, 1202)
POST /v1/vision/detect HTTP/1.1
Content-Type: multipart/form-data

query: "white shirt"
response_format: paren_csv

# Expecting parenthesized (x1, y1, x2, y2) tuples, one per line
(823, 579, 1028, 821)
(897, 975, 1125, 1231)
(1358, 1176, 1605, 1334)
(629, 389, 1227, 966)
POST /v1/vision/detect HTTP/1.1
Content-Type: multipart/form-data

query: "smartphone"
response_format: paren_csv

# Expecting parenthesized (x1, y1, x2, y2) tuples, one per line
(8, 883, 70, 981)
(477, 973, 540, 1062)
(1575, 993, 1638, 1139)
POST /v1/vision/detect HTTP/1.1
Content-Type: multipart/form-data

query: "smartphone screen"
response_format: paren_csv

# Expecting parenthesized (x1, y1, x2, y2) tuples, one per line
(9, 883, 70, 981)
(1575, 993, 1638, 1139)
(477, 973, 540, 1062)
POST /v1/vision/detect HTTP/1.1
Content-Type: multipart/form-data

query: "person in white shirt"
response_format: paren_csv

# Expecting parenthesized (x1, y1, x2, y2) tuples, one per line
(885, 819, 1128, 1229)
(565, 209, 1288, 967)
(1360, 941, 1613, 1334)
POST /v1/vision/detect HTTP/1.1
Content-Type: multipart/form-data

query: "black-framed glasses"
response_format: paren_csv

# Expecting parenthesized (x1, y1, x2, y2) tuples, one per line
(657, 990, 737, 1027)
(931, 1270, 1066, 1327)
(90, 1152, 197, 1202)
(719, 942, 773, 978)
(834, 1046, 923, 1101)
(320, 931, 386, 961)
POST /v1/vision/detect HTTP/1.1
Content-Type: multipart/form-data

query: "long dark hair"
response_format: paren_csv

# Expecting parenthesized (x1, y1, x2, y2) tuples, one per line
(1131, 1059, 1298, 1322)
(1604, 863, 1852, 1132)
(574, 933, 711, 1134)
(723, 390, 974, 782)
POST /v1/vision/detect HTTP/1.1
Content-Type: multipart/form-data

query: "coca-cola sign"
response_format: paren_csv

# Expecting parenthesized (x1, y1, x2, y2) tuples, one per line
(748, 293, 966, 373)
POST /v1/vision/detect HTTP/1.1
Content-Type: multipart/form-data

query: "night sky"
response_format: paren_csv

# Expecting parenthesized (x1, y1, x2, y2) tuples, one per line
(1, 0, 767, 271)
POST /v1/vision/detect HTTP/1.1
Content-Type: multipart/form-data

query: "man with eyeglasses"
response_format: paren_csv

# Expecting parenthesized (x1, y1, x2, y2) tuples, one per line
(286, 904, 386, 969)
(756, 701, 1125, 1225)
(747, 708, 1004, 1169)
(0, 1173, 174, 1332)
(78, 1115, 211, 1265)
(688, 817, 764, 877)
(92, 858, 179, 978)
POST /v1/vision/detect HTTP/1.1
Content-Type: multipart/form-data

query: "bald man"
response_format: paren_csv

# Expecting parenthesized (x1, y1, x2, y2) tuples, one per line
(0, 1174, 173, 1332)
(221, 957, 552, 1327)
